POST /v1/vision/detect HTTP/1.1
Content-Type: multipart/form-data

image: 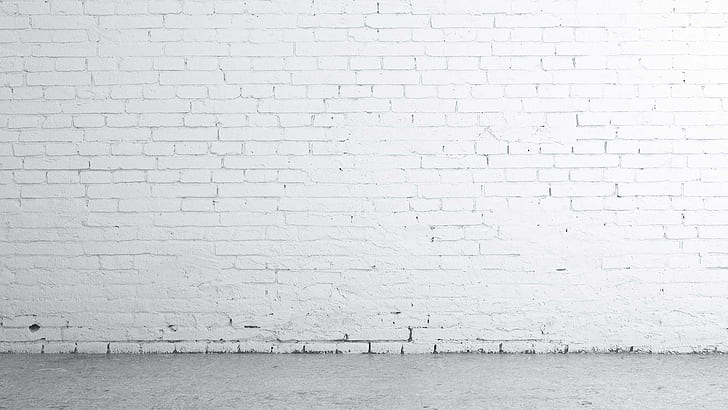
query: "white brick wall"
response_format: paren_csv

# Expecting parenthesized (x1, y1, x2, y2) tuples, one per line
(1, 0, 728, 354)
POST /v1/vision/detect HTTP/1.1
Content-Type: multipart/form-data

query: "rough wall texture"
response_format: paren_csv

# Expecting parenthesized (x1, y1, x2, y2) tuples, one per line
(1, 0, 728, 354)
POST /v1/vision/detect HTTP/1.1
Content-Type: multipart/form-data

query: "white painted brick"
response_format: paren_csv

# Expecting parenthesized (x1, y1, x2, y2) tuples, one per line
(1, 0, 728, 354)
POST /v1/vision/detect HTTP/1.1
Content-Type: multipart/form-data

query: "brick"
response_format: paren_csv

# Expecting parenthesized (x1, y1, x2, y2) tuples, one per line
(0, 0, 727, 354)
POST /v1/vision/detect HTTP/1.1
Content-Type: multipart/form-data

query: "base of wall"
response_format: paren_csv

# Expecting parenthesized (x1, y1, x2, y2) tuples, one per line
(2, 340, 726, 354)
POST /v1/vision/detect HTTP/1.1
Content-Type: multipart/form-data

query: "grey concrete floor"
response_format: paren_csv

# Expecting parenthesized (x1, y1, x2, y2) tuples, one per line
(0, 354, 726, 409)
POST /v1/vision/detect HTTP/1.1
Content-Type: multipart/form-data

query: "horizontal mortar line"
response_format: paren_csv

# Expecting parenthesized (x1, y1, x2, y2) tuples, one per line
(1, 339, 414, 344)
(3, 337, 563, 344)
(276, 338, 410, 343)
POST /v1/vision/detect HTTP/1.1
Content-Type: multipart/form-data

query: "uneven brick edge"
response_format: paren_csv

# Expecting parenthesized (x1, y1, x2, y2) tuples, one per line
(2, 340, 727, 354)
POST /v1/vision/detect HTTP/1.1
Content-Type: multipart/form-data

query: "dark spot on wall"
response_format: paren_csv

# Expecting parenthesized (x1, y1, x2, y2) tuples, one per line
(28, 323, 40, 332)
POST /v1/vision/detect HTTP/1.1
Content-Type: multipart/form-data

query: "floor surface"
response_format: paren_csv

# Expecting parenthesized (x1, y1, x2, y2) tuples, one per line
(1, 354, 726, 409)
